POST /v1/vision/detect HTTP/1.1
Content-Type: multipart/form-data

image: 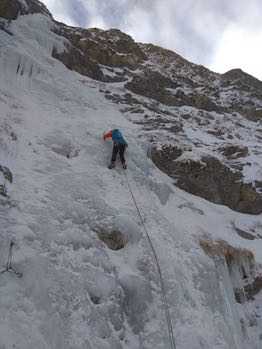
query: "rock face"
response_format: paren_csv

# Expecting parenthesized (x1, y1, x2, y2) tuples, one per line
(126, 71, 180, 106)
(0, 165, 13, 183)
(0, 0, 22, 20)
(97, 230, 127, 250)
(219, 144, 249, 160)
(0, 165, 13, 197)
(222, 68, 262, 94)
(151, 146, 262, 214)
(0, 0, 51, 20)
(52, 26, 146, 82)
(126, 71, 221, 112)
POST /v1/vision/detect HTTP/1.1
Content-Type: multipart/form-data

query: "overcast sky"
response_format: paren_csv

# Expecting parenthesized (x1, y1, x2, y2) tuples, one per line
(42, 0, 262, 80)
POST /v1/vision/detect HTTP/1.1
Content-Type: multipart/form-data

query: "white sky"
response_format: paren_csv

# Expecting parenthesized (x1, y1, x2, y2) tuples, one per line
(210, 25, 262, 80)
(42, 0, 262, 81)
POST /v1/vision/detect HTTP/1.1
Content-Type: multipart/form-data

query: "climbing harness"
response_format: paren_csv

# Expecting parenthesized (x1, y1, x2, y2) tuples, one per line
(0, 241, 23, 278)
(124, 171, 177, 349)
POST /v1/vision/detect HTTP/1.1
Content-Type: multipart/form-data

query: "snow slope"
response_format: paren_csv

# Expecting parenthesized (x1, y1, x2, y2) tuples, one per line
(1, 13, 262, 349)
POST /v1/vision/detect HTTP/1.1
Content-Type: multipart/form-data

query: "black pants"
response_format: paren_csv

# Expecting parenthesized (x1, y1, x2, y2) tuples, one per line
(111, 143, 126, 164)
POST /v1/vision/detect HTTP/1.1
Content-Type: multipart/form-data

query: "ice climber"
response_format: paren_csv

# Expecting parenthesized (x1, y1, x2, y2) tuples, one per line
(103, 129, 128, 169)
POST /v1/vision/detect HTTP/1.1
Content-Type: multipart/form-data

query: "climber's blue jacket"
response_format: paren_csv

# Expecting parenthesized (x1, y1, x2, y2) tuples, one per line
(103, 129, 127, 145)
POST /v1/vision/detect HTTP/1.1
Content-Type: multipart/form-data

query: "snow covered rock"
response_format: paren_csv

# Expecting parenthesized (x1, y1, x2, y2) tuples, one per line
(0, 165, 12, 197)
(0, 165, 13, 183)
(0, 0, 51, 20)
(97, 230, 127, 250)
(151, 146, 262, 214)
(52, 26, 146, 82)
(219, 144, 249, 160)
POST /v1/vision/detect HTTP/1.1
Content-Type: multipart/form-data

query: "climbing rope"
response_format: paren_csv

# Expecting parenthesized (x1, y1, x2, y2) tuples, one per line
(124, 171, 177, 349)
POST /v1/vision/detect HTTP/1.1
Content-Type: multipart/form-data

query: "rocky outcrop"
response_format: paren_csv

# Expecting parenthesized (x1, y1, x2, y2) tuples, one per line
(220, 69, 262, 121)
(241, 108, 262, 122)
(0, 0, 51, 20)
(97, 229, 127, 250)
(126, 71, 221, 111)
(219, 144, 249, 160)
(238, 184, 262, 214)
(189, 93, 221, 112)
(52, 26, 146, 81)
(151, 145, 262, 214)
(222, 69, 262, 93)
(0, 184, 7, 197)
(139, 43, 190, 71)
(83, 29, 146, 68)
(0, 165, 12, 198)
(0, 165, 13, 183)
(52, 46, 105, 81)
(0, 0, 22, 20)
(126, 70, 180, 106)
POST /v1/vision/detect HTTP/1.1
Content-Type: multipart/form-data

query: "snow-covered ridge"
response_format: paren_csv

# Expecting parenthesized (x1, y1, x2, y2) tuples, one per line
(1, 5, 262, 349)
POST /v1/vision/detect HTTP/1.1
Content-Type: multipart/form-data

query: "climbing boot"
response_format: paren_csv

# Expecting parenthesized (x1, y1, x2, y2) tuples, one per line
(108, 162, 116, 169)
